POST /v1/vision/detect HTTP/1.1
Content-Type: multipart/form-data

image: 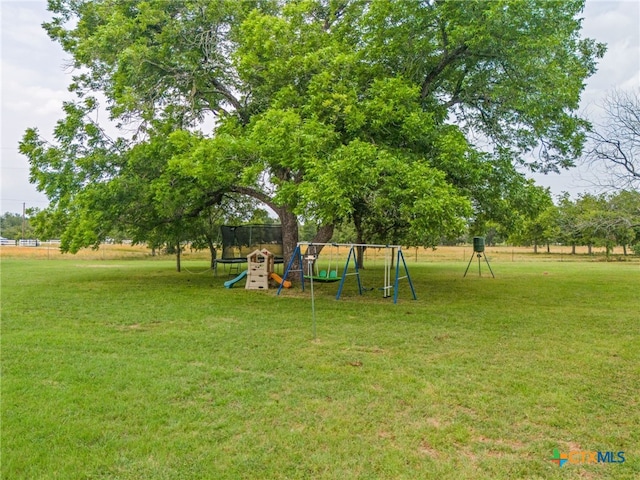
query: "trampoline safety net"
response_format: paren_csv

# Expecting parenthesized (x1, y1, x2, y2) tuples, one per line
(220, 225, 283, 260)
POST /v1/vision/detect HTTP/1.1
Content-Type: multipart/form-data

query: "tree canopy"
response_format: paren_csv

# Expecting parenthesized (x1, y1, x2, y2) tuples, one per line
(21, 0, 605, 262)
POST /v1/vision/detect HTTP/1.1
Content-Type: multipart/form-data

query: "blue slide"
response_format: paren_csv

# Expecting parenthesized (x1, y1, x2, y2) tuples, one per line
(224, 270, 248, 288)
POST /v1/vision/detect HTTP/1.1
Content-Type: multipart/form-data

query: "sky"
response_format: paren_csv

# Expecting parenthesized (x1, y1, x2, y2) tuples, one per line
(1, 0, 639, 215)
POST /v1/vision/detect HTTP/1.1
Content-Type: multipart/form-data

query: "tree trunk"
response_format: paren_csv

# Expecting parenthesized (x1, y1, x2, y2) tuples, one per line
(571, 243, 576, 255)
(547, 242, 551, 253)
(353, 210, 366, 269)
(231, 186, 300, 267)
(533, 242, 538, 254)
(277, 208, 299, 267)
(588, 244, 592, 255)
(229, 185, 334, 275)
(207, 236, 217, 269)
(311, 223, 335, 245)
(623, 244, 627, 256)
(176, 242, 181, 272)
(356, 246, 366, 269)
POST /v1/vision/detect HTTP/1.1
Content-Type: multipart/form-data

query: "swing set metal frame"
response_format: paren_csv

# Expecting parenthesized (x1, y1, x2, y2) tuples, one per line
(276, 242, 417, 304)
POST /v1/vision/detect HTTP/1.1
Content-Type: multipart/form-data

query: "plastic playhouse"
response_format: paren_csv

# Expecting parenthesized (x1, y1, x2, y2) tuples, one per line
(223, 248, 291, 289)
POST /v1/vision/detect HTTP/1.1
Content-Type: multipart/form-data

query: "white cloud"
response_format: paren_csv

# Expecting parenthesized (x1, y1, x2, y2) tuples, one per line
(580, 0, 640, 98)
(5, 83, 71, 117)
(2, 59, 71, 113)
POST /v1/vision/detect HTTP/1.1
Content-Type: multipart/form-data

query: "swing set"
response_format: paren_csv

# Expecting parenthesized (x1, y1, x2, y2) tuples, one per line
(276, 242, 417, 304)
(303, 244, 340, 282)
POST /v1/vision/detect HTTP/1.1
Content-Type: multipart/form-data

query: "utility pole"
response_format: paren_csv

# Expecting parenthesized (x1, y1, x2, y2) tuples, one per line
(22, 202, 26, 241)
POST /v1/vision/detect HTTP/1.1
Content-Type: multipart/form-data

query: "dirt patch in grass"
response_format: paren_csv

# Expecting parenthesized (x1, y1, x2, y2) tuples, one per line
(418, 440, 440, 458)
(425, 417, 443, 429)
(475, 435, 526, 452)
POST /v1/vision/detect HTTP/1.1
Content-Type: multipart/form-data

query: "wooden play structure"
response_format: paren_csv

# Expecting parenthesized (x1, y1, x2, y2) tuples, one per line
(245, 249, 273, 290)
(223, 248, 291, 289)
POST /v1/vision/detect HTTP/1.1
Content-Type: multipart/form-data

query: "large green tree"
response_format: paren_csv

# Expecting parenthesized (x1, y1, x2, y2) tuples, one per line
(21, 0, 604, 263)
(573, 191, 640, 256)
(556, 192, 582, 253)
(507, 186, 557, 253)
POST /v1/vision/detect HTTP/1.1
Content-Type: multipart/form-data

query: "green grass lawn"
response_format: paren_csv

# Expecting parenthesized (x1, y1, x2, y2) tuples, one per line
(2, 258, 639, 479)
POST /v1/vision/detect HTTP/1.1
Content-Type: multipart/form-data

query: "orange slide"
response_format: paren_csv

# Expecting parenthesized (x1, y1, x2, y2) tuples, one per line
(269, 272, 292, 288)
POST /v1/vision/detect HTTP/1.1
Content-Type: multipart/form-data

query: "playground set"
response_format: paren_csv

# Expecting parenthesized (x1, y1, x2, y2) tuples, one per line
(223, 248, 291, 290)
(277, 242, 417, 304)
(217, 225, 416, 303)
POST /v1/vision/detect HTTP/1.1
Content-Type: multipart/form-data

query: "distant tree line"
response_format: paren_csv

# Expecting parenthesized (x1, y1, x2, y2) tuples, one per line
(6, 187, 639, 261)
(0, 213, 34, 241)
(507, 190, 640, 256)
